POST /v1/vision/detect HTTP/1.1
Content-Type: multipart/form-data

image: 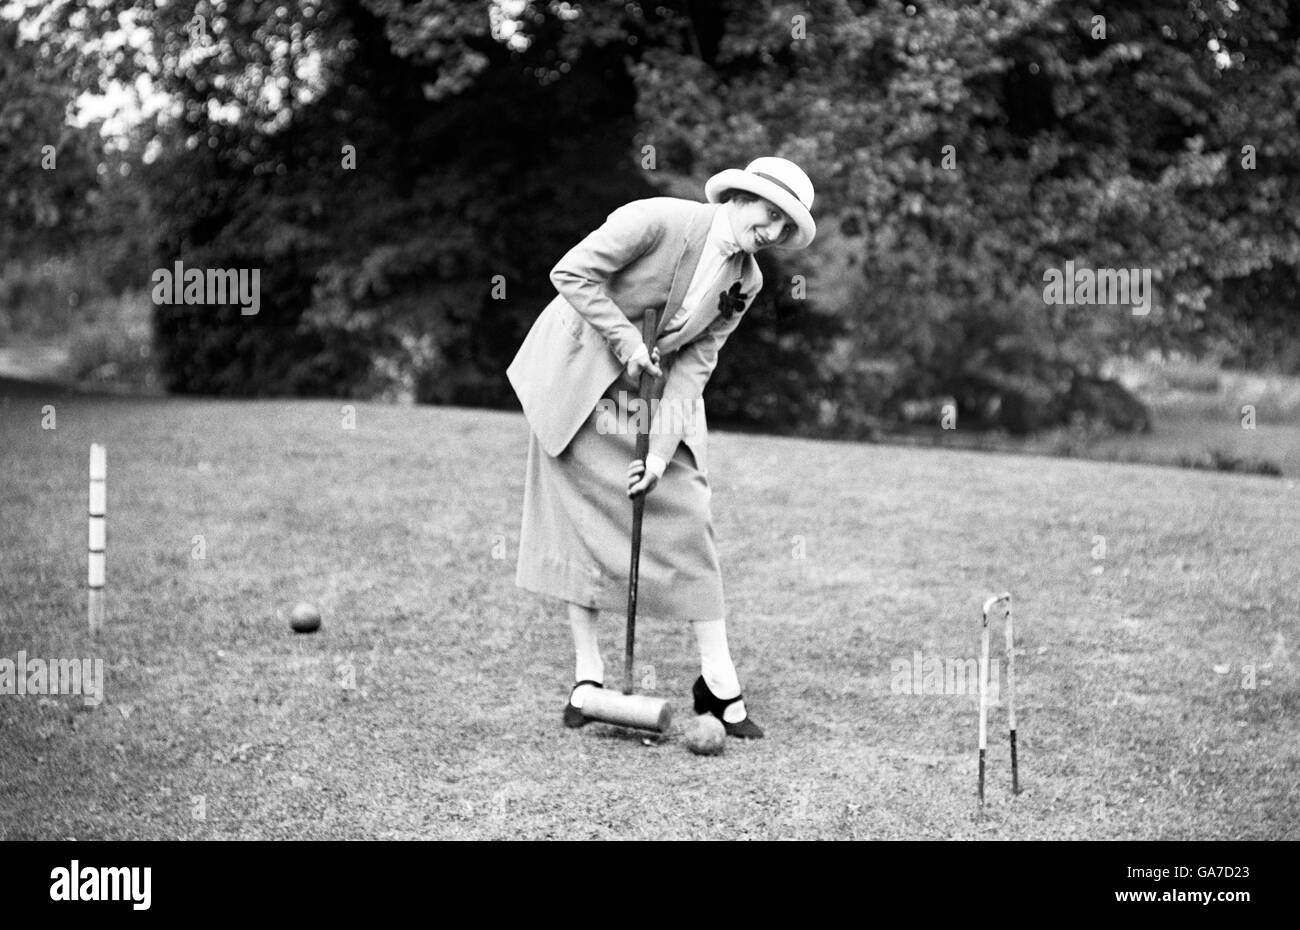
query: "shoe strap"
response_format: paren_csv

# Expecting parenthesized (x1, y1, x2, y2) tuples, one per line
(718, 693, 746, 726)
(571, 679, 604, 697)
(697, 676, 743, 713)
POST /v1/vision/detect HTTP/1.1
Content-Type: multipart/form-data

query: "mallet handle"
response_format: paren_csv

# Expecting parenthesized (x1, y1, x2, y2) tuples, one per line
(625, 308, 658, 695)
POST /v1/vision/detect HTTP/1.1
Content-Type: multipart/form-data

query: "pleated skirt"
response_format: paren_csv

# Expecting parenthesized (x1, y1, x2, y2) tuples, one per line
(516, 381, 725, 622)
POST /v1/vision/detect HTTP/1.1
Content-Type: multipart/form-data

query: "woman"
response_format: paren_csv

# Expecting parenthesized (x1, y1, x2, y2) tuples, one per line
(507, 156, 817, 739)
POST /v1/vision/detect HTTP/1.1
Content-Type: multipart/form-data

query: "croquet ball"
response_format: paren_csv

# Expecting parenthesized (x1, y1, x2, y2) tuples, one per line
(289, 602, 321, 633)
(683, 714, 726, 756)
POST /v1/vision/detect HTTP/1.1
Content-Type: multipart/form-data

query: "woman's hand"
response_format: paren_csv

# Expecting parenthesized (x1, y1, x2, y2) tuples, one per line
(627, 458, 659, 498)
(625, 345, 662, 382)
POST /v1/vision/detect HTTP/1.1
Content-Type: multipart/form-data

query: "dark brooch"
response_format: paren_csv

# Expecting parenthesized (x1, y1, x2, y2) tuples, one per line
(717, 281, 749, 320)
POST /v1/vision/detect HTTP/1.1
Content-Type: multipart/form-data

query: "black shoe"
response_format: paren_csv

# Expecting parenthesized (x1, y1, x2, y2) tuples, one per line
(692, 675, 765, 739)
(563, 680, 604, 728)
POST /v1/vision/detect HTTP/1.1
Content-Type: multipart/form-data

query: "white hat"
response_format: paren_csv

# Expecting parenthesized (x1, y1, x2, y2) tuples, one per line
(705, 156, 816, 250)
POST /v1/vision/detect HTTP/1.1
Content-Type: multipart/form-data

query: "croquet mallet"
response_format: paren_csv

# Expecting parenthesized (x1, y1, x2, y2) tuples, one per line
(580, 308, 673, 733)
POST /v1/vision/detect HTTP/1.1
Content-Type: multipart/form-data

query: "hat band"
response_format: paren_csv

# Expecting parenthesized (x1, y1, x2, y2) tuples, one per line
(751, 171, 805, 209)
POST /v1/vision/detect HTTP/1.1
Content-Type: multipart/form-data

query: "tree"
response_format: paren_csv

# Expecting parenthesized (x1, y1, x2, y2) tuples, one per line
(628, 0, 1300, 429)
(0, 17, 104, 258)
(8, 0, 1298, 429)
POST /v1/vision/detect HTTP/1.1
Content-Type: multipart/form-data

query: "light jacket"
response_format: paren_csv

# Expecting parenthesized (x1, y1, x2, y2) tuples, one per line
(507, 197, 762, 475)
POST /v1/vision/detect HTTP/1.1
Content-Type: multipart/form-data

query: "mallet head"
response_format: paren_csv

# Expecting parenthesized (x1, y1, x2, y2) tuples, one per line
(581, 689, 672, 733)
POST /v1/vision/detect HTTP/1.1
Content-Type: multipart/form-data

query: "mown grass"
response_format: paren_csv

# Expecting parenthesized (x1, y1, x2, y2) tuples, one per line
(1, 377, 1297, 839)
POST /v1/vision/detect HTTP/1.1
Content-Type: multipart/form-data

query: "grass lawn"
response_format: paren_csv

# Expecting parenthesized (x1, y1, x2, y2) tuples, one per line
(1, 377, 1297, 839)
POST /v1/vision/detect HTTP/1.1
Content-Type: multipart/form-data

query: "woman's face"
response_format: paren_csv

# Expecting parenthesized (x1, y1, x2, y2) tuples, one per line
(728, 196, 793, 253)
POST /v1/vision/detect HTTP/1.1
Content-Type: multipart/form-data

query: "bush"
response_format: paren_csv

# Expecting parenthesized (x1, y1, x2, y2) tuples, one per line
(66, 292, 160, 392)
(1064, 375, 1152, 433)
(0, 255, 108, 343)
(1176, 449, 1283, 477)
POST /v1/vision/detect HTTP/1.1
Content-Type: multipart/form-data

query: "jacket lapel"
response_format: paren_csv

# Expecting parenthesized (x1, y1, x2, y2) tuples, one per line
(657, 251, 748, 354)
(657, 203, 717, 338)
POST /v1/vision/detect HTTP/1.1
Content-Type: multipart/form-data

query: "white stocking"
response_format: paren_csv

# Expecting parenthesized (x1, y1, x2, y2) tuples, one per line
(693, 618, 748, 723)
(568, 602, 604, 708)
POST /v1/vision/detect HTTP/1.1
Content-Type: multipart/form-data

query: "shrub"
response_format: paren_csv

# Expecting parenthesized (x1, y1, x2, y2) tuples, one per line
(66, 292, 159, 392)
(1176, 449, 1283, 477)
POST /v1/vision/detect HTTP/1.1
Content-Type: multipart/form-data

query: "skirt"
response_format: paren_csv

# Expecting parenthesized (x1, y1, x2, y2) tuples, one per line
(516, 379, 725, 622)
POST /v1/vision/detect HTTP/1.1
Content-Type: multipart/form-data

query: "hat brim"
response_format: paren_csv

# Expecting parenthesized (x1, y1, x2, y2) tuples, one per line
(705, 168, 816, 250)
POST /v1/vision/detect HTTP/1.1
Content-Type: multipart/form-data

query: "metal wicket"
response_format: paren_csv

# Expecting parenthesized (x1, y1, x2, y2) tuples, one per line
(978, 591, 1019, 811)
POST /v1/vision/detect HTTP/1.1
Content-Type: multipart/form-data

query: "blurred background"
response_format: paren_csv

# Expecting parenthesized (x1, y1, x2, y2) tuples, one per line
(2, 0, 1298, 473)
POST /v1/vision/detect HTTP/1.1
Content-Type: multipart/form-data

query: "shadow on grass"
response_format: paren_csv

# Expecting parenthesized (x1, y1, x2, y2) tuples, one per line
(585, 725, 673, 747)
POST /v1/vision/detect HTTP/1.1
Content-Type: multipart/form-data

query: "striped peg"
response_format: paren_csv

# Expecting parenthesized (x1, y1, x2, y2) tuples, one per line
(88, 443, 106, 632)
